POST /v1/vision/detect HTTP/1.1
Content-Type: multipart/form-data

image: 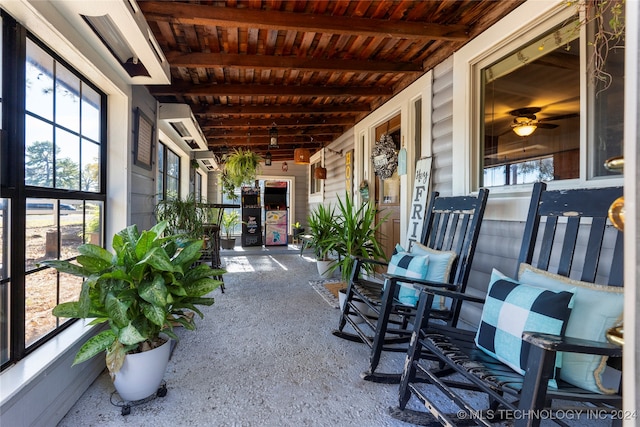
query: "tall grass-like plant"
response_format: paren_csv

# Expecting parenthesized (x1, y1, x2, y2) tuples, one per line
(155, 193, 205, 240)
(327, 192, 389, 283)
(307, 203, 337, 261)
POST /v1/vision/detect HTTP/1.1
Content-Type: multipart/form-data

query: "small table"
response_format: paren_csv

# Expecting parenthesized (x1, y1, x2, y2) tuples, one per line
(298, 234, 314, 256)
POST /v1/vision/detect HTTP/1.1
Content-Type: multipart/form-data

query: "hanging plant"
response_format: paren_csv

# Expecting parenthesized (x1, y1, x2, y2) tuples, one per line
(371, 133, 398, 180)
(223, 148, 262, 187)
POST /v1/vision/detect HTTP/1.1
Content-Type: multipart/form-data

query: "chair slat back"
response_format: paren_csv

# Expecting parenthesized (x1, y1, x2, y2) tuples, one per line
(420, 189, 489, 292)
(517, 182, 623, 287)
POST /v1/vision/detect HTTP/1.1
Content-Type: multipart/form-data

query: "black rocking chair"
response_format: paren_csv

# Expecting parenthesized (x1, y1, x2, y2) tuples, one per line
(393, 182, 624, 427)
(333, 188, 489, 383)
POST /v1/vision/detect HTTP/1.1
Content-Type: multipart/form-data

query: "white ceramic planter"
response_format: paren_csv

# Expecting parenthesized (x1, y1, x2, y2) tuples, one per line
(316, 259, 336, 279)
(113, 339, 172, 402)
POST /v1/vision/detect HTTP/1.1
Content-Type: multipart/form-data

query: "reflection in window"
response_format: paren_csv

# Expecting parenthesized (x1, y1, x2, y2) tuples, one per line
(482, 20, 580, 187)
(481, 8, 624, 187)
(157, 142, 181, 200)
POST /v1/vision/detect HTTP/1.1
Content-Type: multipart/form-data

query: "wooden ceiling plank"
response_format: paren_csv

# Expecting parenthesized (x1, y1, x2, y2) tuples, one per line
(194, 103, 370, 115)
(201, 116, 355, 128)
(150, 82, 393, 97)
(163, 51, 422, 73)
(139, 2, 469, 41)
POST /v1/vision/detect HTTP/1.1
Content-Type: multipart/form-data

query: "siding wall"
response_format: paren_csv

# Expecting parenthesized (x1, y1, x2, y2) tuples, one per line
(129, 86, 158, 230)
(431, 57, 454, 196)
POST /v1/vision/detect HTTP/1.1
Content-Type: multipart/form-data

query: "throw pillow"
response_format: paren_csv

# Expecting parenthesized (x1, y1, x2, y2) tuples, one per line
(518, 263, 623, 394)
(475, 269, 575, 386)
(387, 248, 429, 306)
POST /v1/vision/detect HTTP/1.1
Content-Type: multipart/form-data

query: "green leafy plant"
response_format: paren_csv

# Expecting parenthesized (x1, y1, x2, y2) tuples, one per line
(325, 192, 389, 283)
(220, 211, 240, 240)
(307, 203, 337, 261)
(223, 148, 262, 188)
(155, 193, 205, 240)
(40, 221, 224, 378)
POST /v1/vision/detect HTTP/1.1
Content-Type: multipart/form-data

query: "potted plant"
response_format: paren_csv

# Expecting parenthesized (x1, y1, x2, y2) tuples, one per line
(292, 221, 305, 238)
(39, 221, 224, 402)
(307, 203, 338, 278)
(325, 191, 388, 283)
(154, 193, 205, 240)
(223, 148, 262, 188)
(220, 210, 240, 250)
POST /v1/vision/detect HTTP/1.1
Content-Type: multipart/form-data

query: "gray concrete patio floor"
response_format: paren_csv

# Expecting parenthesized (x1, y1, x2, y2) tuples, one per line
(56, 249, 609, 426)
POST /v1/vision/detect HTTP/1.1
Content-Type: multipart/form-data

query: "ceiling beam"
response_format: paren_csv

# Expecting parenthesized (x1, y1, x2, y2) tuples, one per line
(206, 126, 345, 137)
(193, 103, 370, 115)
(165, 52, 423, 73)
(149, 82, 394, 97)
(140, 2, 469, 41)
(207, 135, 333, 145)
(201, 116, 355, 128)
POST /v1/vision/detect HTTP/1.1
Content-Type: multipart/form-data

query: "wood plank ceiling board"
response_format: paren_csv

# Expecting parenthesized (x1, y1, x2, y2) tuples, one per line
(139, 0, 524, 161)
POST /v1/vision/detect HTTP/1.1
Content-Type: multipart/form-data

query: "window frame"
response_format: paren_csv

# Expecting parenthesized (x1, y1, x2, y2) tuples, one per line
(451, 1, 623, 199)
(308, 150, 324, 203)
(1, 16, 108, 370)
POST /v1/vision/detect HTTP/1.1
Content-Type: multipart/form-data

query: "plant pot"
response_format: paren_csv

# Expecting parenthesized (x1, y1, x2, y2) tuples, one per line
(338, 288, 367, 324)
(292, 227, 304, 238)
(113, 338, 172, 401)
(220, 238, 236, 250)
(316, 259, 336, 279)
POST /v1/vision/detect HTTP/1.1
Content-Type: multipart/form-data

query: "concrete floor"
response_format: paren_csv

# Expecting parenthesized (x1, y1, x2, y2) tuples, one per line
(56, 248, 609, 427)
(57, 250, 423, 427)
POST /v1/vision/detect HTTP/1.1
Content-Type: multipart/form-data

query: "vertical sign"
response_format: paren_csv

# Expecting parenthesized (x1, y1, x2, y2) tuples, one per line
(345, 149, 354, 198)
(405, 157, 432, 250)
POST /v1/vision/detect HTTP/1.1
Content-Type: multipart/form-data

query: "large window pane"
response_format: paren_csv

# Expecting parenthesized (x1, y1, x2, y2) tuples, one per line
(81, 139, 100, 192)
(482, 21, 580, 187)
(60, 199, 82, 260)
(25, 40, 53, 121)
(25, 269, 57, 346)
(55, 128, 80, 190)
(55, 64, 80, 133)
(0, 198, 9, 367)
(25, 116, 54, 187)
(81, 85, 101, 141)
(84, 201, 103, 245)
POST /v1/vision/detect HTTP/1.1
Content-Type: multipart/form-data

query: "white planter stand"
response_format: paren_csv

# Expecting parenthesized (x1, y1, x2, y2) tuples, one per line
(113, 339, 172, 402)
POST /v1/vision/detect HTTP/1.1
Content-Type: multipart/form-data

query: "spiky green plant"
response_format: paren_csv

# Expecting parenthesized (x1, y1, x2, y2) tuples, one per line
(40, 221, 224, 377)
(307, 203, 338, 261)
(325, 192, 389, 283)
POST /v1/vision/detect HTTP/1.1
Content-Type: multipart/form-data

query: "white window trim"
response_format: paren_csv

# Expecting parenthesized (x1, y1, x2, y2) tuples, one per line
(308, 150, 324, 203)
(452, 0, 623, 220)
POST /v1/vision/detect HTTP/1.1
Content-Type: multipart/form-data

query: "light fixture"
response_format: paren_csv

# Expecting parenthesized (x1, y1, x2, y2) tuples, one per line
(82, 14, 150, 78)
(282, 162, 288, 172)
(265, 151, 272, 166)
(314, 165, 327, 179)
(294, 148, 311, 164)
(269, 124, 279, 148)
(512, 122, 538, 137)
(511, 114, 538, 137)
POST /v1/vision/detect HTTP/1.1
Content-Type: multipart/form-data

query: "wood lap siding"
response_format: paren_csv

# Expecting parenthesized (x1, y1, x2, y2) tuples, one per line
(431, 57, 454, 196)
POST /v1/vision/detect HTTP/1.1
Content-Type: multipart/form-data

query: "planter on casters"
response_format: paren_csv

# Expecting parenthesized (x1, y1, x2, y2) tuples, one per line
(220, 237, 236, 250)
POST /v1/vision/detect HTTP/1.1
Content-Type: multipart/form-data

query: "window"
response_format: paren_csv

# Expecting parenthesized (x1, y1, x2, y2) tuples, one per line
(1, 18, 107, 369)
(480, 8, 624, 188)
(309, 151, 324, 202)
(156, 142, 181, 200)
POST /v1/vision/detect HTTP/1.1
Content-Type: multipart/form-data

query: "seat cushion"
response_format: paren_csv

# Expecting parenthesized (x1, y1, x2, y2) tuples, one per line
(475, 269, 575, 385)
(518, 263, 623, 394)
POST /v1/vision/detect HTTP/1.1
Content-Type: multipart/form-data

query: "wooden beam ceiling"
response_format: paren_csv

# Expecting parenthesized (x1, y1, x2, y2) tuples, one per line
(140, 0, 524, 162)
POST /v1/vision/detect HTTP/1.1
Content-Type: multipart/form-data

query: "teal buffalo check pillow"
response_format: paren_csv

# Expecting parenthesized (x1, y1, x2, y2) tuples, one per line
(475, 269, 575, 386)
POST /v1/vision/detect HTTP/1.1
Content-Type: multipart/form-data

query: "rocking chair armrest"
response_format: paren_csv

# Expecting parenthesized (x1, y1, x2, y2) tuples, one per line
(382, 274, 486, 305)
(351, 255, 389, 268)
(522, 332, 623, 357)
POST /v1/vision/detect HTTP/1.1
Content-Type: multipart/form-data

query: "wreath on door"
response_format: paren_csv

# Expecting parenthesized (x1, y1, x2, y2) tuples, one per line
(371, 133, 398, 180)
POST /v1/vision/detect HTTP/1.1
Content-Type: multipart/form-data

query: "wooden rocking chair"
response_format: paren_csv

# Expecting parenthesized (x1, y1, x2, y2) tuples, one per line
(393, 182, 624, 427)
(333, 188, 489, 383)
